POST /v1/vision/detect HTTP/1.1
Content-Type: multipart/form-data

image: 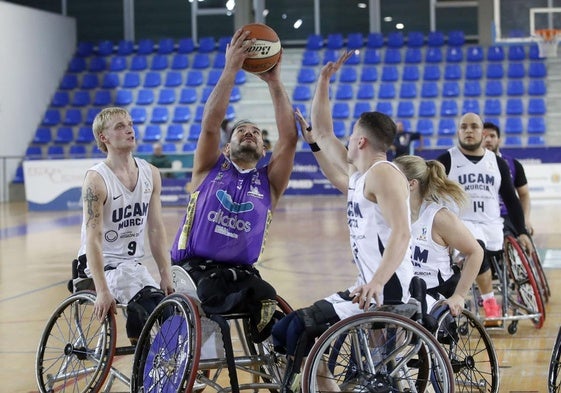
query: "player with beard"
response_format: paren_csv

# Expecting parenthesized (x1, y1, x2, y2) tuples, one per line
(436, 112, 532, 325)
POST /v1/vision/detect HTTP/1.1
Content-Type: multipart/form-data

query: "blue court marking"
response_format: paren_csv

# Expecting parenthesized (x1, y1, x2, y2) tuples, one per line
(0, 214, 81, 240)
(0, 280, 66, 303)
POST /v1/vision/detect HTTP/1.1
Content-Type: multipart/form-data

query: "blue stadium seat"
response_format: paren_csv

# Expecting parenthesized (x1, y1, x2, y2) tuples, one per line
(486, 63, 504, 79)
(136, 143, 154, 154)
(507, 80, 525, 96)
(436, 137, 455, 148)
(71, 90, 90, 107)
(484, 99, 502, 116)
(353, 102, 371, 119)
(462, 99, 480, 114)
(366, 32, 384, 48)
(137, 39, 155, 55)
(171, 54, 189, 70)
(440, 100, 458, 117)
(76, 41, 94, 57)
(143, 72, 161, 88)
(332, 102, 350, 119)
(302, 50, 320, 66)
(91, 145, 105, 157)
(424, 47, 442, 63)
(60, 74, 78, 90)
(80, 73, 99, 90)
(399, 83, 417, 99)
(347, 32, 364, 49)
(177, 38, 195, 54)
(402, 65, 420, 81)
(305, 34, 323, 50)
(360, 66, 378, 82)
(418, 101, 436, 117)
(136, 89, 154, 105)
(183, 142, 198, 152)
(463, 81, 482, 97)
(198, 36, 216, 52)
(172, 106, 191, 123)
(185, 70, 204, 86)
(357, 84, 375, 100)
(407, 31, 425, 47)
(158, 89, 176, 105)
(507, 63, 525, 78)
(88, 57, 106, 72)
(421, 82, 438, 98)
(485, 80, 503, 96)
(505, 117, 524, 134)
(298, 68, 316, 84)
(508, 45, 526, 61)
(506, 98, 524, 115)
(115, 89, 133, 106)
(47, 145, 65, 159)
(109, 56, 127, 72)
(192, 53, 210, 69)
(442, 81, 460, 97)
(54, 127, 74, 144)
(76, 126, 94, 144)
(164, 71, 183, 87)
(52, 91, 70, 107)
(68, 57, 87, 73)
(25, 146, 43, 159)
(151, 107, 168, 124)
(68, 144, 87, 158)
(117, 39, 134, 55)
(423, 65, 441, 81)
(158, 38, 175, 54)
(378, 83, 396, 99)
(93, 90, 112, 106)
(504, 136, 522, 146)
(483, 117, 500, 129)
(179, 88, 197, 104)
(161, 142, 177, 153)
(235, 70, 246, 85)
(528, 62, 547, 78)
(447, 30, 465, 46)
(130, 55, 148, 71)
(143, 125, 162, 142)
(335, 84, 354, 100)
(527, 117, 546, 134)
(85, 108, 101, 125)
(345, 51, 361, 65)
(198, 87, 213, 104)
(465, 64, 483, 80)
(333, 120, 347, 138)
(131, 107, 147, 124)
(326, 33, 344, 49)
(376, 102, 393, 116)
(383, 48, 401, 64)
(230, 86, 241, 102)
(33, 127, 52, 144)
(466, 46, 484, 62)
(400, 119, 412, 131)
(63, 109, 82, 126)
(487, 45, 505, 61)
(397, 101, 415, 118)
(527, 135, 545, 146)
(207, 69, 222, 85)
(150, 55, 168, 70)
(323, 49, 338, 64)
(438, 118, 457, 135)
(225, 105, 236, 121)
(122, 72, 140, 89)
(445, 47, 463, 62)
(216, 37, 230, 51)
(102, 73, 120, 89)
(381, 66, 399, 82)
(444, 64, 462, 80)
(194, 105, 204, 122)
(188, 123, 202, 140)
(293, 85, 312, 101)
(339, 67, 358, 83)
(528, 98, 546, 115)
(528, 79, 546, 96)
(165, 124, 184, 142)
(387, 32, 404, 48)
(42, 109, 61, 126)
(363, 49, 381, 64)
(404, 48, 422, 63)
(416, 119, 435, 136)
(293, 103, 308, 119)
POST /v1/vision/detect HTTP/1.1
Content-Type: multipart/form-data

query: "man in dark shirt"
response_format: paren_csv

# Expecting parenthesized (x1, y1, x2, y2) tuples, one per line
(149, 142, 173, 178)
(390, 121, 422, 158)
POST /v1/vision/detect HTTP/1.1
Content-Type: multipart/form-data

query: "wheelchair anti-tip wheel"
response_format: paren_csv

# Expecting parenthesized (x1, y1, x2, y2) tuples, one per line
(300, 311, 455, 393)
(131, 292, 202, 393)
(35, 291, 116, 393)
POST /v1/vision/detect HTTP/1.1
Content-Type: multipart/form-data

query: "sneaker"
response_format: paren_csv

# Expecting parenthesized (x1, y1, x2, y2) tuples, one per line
(482, 298, 502, 327)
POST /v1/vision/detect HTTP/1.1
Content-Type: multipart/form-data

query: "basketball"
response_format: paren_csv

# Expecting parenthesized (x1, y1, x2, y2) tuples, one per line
(240, 23, 282, 74)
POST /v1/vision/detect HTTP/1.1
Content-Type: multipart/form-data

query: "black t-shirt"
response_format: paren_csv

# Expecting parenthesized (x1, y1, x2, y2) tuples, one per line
(393, 132, 421, 157)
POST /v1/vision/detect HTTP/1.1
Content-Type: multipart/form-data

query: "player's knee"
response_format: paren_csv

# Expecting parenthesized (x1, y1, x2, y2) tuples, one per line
(126, 286, 165, 343)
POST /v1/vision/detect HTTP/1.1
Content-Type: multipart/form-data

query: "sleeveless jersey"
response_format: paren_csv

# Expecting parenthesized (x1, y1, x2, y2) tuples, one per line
(345, 161, 414, 301)
(447, 147, 502, 226)
(78, 158, 152, 267)
(170, 155, 272, 265)
(410, 201, 453, 289)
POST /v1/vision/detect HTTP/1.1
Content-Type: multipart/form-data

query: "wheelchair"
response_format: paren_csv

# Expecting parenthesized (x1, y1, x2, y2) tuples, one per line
(35, 261, 135, 393)
(549, 326, 561, 393)
(467, 234, 546, 334)
(130, 265, 293, 393)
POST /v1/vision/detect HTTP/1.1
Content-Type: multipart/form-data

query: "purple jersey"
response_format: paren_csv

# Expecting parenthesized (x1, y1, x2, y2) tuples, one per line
(171, 155, 272, 265)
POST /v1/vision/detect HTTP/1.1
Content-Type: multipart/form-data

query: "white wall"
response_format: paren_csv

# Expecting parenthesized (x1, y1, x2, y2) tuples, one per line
(0, 2, 76, 201)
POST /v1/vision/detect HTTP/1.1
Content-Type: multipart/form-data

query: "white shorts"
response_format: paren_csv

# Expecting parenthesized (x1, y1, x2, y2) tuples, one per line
(324, 292, 370, 321)
(104, 262, 159, 304)
(463, 220, 504, 251)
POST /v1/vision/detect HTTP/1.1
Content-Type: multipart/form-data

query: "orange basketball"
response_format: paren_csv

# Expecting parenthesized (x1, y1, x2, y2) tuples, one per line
(241, 23, 282, 74)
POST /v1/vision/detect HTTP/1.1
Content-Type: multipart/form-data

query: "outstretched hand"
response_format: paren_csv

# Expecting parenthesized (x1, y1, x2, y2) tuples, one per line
(225, 28, 256, 71)
(319, 51, 354, 79)
(295, 107, 315, 144)
(255, 50, 283, 83)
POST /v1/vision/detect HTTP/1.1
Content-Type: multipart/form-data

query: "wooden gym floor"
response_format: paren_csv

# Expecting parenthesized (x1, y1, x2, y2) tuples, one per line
(1, 195, 560, 392)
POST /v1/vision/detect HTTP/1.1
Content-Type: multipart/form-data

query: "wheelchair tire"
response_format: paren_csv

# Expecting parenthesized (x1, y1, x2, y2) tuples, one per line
(300, 311, 454, 393)
(131, 293, 202, 393)
(528, 236, 551, 303)
(35, 291, 116, 393)
(549, 326, 561, 393)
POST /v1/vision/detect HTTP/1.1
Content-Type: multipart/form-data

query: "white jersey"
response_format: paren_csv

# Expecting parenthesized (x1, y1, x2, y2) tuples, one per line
(447, 147, 504, 250)
(326, 161, 413, 320)
(411, 201, 454, 289)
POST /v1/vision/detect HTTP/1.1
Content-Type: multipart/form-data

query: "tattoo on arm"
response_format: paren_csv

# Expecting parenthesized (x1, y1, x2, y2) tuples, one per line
(84, 187, 99, 227)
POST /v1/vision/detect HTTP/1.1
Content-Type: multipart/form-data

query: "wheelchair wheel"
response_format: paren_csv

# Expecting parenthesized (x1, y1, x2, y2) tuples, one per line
(504, 235, 546, 329)
(432, 305, 500, 392)
(528, 236, 551, 303)
(131, 293, 201, 393)
(35, 291, 116, 393)
(549, 326, 561, 393)
(300, 311, 454, 393)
